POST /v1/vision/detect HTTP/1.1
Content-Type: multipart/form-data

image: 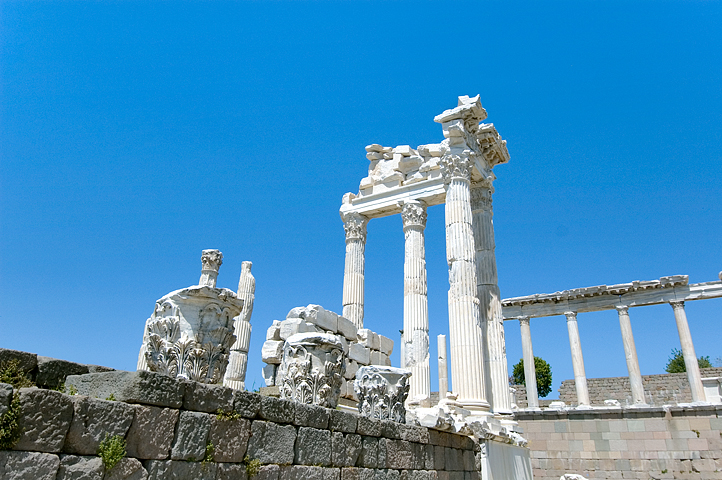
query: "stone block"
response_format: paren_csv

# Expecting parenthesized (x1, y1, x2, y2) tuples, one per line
(267, 321, 282, 341)
(171, 410, 211, 461)
(125, 405, 179, 459)
(357, 330, 380, 350)
(255, 464, 281, 480)
(64, 396, 136, 455)
(295, 427, 332, 466)
(331, 432, 361, 467)
(35, 356, 89, 389)
(399, 425, 428, 444)
(66, 370, 184, 408)
(358, 437, 379, 468)
(380, 353, 391, 367)
(349, 344, 370, 365)
(233, 389, 261, 418)
(247, 420, 296, 464)
(262, 340, 285, 364)
(0, 382, 12, 416)
(340, 467, 377, 480)
(344, 361, 359, 380)
(337, 316, 358, 341)
(209, 415, 251, 462)
(217, 463, 249, 480)
(370, 350, 383, 366)
(330, 409, 358, 433)
(56, 455, 104, 480)
(259, 394, 295, 423)
(295, 402, 330, 429)
(0, 450, 59, 479)
(444, 447, 463, 471)
(303, 305, 339, 333)
(104, 457, 148, 480)
(143, 459, 217, 480)
(0, 348, 38, 377)
(262, 363, 277, 386)
(377, 336, 393, 356)
(357, 416, 383, 436)
(183, 380, 234, 413)
(434, 446, 445, 470)
(14, 387, 73, 453)
(381, 420, 401, 439)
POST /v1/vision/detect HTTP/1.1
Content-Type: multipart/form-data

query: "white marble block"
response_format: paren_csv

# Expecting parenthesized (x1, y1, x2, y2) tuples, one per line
(349, 343, 371, 364)
(261, 340, 284, 364)
(354, 365, 411, 423)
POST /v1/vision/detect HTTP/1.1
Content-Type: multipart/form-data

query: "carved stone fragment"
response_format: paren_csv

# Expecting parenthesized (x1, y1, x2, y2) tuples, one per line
(354, 365, 411, 423)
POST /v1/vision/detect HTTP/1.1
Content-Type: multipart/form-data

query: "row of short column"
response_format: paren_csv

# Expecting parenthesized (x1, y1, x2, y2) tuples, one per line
(517, 301, 706, 408)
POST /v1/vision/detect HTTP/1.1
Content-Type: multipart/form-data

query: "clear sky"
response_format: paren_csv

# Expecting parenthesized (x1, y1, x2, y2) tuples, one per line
(1, 1, 720, 399)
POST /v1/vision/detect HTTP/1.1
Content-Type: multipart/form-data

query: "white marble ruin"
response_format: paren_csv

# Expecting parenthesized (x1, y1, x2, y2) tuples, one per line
(502, 272, 722, 407)
(354, 365, 411, 423)
(223, 261, 255, 390)
(137, 250, 247, 385)
(277, 332, 345, 408)
(340, 95, 511, 418)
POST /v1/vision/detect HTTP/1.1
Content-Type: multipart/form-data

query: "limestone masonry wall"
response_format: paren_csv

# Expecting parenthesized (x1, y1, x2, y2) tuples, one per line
(0, 348, 479, 480)
(516, 405, 722, 480)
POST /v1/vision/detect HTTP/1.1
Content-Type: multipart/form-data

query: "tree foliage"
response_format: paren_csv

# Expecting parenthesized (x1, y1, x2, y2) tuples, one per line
(511, 356, 553, 398)
(665, 348, 713, 373)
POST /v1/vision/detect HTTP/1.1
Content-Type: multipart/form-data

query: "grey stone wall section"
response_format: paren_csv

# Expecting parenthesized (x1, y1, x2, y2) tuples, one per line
(143, 459, 217, 480)
(182, 381, 234, 413)
(329, 410, 358, 433)
(125, 405, 179, 460)
(295, 403, 330, 429)
(56, 454, 104, 480)
(0, 450, 60, 480)
(64, 396, 136, 455)
(233, 390, 261, 418)
(0, 382, 12, 416)
(208, 415, 251, 463)
(357, 417, 383, 437)
(0, 348, 38, 377)
(295, 427, 332, 466)
(247, 420, 296, 465)
(66, 371, 184, 408)
(258, 395, 295, 423)
(331, 432, 362, 467)
(13, 388, 73, 453)
(217, 463, 249, 480)
(104, 457, 148, 480)
(170, 410, 211, 461)
(35, 356, 89, 389)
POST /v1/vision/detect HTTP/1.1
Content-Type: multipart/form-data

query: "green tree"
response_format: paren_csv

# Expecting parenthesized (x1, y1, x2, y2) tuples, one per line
(665, 348, 713, 373)
(511, 357, 552, 398)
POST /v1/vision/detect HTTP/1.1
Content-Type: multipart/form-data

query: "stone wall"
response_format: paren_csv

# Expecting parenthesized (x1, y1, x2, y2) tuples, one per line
(557, 368, 722, 407)
(516, 405, 722, 480)
(0, 349, 480, 480)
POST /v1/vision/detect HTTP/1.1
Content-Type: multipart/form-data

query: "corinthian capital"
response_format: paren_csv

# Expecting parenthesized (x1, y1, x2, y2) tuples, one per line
(401, 201, 427, 229)
(440, 154, 473, 183)
(200, 249, 223, 287)
(342, 212, 369, 242)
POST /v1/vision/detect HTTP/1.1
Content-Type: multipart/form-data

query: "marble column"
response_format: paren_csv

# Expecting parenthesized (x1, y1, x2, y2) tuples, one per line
(471, 182, 511, 414)
(441, 154, 489, 414)
(438, 334, 448, 399)
(224, 261, 255, 390)
(565, 311, 590, 407)
(401, 200, 431, 401)
(615, 306, 646, 405)
(342, 212, 369, 329)
(518, 316, 539, 409)
(670, 301, 706, 402)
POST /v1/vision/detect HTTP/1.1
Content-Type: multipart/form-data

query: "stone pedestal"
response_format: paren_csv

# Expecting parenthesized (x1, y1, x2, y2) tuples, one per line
(354, 365, 411, 423)
(224, 261, 255, 390)
(277, 332, 345, 408)
(341, 212, 368, 329)
(137, 249, 244, 385)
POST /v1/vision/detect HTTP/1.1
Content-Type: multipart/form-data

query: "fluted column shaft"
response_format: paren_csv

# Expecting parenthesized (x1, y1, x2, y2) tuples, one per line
(402, 201, 430, 401)
(670, 301, 706, 402)
(224, 261, 255, 390)
(438, 334, 448, 399)
(519, 316, 539, 409)
(471, 183, 510, 414)
(565, 311, 590, 406)
(616, 306, 645, 405)
(342, 212, 369, 329)
(442, 155, 489, 413)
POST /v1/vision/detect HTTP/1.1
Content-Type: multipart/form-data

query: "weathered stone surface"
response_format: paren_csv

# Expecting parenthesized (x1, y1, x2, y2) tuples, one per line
(233, 389, 261, 418)
(64, 396, 135, 455)
(329, 409, 358, 434)
(358, 437, 379, 469)
(0, 450, 59, 479)
(280, 465, 335, 480)
(217, 463, 249, 480)
(104, 457, 148, 480)
(295, 427, 332, 466)
(385, 440, 413, 469)
(125, 405, 179, 459)
(262, 363, 277, 386)
(348, 344, 370, 364)
(378, 336, 394, 356)
(14, 388, 73, 452)
(208, 415, 251, 462)
(357, 330, 380, 350)
(143, 459, 217, 480)
(340, 466, 377, 480)
(336, 316, 357, 341)
(255, 464, 281, 480)
(0, 348, 38, 376)
(56, 455, 104, 480)
(182, 381, 234, 413)
(399, 425, 428, 444)
(0, 382, 12, 416)
(258, 395, 294, 423)
(87, 365, 116, 373)
(171, 410, 211, 461)
(66, 371, 184, 408)
(35, 356, 89, 389)
(305, 305, 339, 332)
(262, 340, 285, 364)
(356, 416, 383, 436)
(294, 403, 330, 429)
(246, 420, 296, 465)
(331, 432, 361, 467)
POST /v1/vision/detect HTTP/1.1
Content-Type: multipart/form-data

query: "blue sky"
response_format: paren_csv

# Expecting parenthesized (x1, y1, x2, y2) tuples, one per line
(1, 1, 720, 398)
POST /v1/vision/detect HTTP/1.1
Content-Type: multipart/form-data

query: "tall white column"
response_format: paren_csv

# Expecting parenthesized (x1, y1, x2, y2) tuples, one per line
(401, 200, 431, 401)
(615, 306, 646, 405)
(565, 311, 590, 407)
(441, 154, 489, 414)
(342, 212, 368, 329)
(438, 334, 448, 399)
(224, 261, 255, 390)
(518, 316, 539, 409)
(471, 183, 511, 414)
(670, 301, 706, 402)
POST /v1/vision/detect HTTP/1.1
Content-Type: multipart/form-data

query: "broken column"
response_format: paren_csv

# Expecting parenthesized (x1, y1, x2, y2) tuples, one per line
(401, 200, 431, 402)
(223, 261, 255, 390)
(438, 334, 448, 399)
(341, 211, 369, 329)
(354, 365, 411, 423)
